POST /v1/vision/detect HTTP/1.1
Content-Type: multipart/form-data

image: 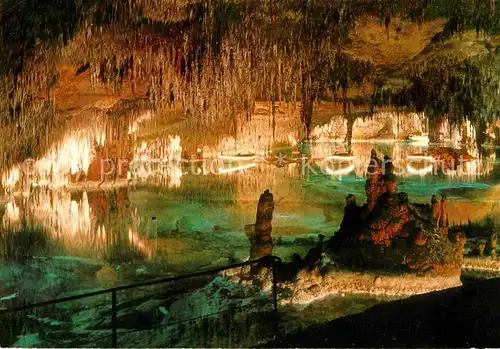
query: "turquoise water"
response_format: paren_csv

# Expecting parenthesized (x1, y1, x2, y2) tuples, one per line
(1, 141, 499, 303)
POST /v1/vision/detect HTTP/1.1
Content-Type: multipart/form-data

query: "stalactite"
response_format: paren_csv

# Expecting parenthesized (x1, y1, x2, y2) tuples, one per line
(2, 0, 500, 169)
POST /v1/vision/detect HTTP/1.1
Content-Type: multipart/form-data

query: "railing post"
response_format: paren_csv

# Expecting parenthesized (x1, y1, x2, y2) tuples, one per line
(272, 259, 278, 314)
(112, 290, 117, 348)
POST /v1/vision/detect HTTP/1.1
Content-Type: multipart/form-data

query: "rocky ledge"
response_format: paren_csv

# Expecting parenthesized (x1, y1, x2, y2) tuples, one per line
(275, 149, 467, 303)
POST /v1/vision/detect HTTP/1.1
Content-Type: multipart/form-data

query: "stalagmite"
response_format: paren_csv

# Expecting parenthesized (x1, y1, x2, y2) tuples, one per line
(431, 195, 440, 221)
(249, 189, 274, 260)
(365, 149, 383, 213)
(328, 153, 467, 277)
(490, 232, 497, 257)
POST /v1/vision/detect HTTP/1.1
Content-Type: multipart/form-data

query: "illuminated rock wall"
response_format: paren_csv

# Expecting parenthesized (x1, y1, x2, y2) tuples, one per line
(2, 103, 496, 192)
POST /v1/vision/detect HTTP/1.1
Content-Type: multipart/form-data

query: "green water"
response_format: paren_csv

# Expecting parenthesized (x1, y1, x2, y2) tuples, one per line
(1, 141, 499, 304)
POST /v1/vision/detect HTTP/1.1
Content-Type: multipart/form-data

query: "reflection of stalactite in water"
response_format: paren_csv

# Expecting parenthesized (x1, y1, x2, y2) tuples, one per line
(131, 135, 183, 188)
(128, 227, 154, 259)
(2, 190, 92, 247)
(0, 187, 151, 260)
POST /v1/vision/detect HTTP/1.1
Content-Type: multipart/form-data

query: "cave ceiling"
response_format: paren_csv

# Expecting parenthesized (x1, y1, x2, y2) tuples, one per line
(1, 0, 500, 165)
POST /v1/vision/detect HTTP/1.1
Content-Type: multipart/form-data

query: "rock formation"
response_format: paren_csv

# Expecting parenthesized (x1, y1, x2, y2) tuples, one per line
(328, 150, 466, 277)
(490, 232, 497, 257)
(449, 218, 497, 257)
(247, 189, 275, 260)
(429, 147, 475, 171)
(270, 150, 468, 306)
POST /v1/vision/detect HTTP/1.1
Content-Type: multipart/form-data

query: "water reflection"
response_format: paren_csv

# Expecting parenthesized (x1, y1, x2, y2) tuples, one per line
(1, 188, 144, 260)
(1, 111, 499, 268)
(307, 141, 495, 180)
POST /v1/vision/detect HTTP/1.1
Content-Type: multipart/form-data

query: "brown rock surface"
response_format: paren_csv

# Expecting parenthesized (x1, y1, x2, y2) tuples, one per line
(249, 189, 275, 260)
(254, 189, 274, 243)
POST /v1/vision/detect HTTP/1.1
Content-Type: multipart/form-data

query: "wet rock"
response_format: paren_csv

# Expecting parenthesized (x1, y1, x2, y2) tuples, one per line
(0, 292, 17, 301)
(26, 315, 71, 331)
(439, 195, 448, 236)
(213, 257, 230, 267)
(431, 195, 440, 220)
(303, 235, 327, 271)
(213, 225, 224, 233)
(244, 285, 260, 298)
(240, 279, 252, 286)
(245, 224, 256, 239)
(414, 231, 428, 246)
(365, 150, 384, 213)
(136, 299, 168, 313)
(165, 277, 270, 324)
(308, 284, 321, 296)
(40, 330, 83, 345)
(159, 306, 169, 316)
(260, 278, 273, 292)
(326, 149, 466, 277)
(55, 288, 106, 312)
(136, 266, 148, 275)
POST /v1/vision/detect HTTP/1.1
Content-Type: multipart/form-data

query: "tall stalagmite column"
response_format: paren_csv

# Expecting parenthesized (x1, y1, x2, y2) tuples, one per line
(365, 149, 383, 213)
(255, 189, 274, 242)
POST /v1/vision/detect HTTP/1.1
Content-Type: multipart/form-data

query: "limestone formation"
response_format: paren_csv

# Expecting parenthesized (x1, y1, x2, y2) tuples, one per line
(364, 152, 400, 215)
(490, 232, 497, 257)
(365, 150, 384, 213)
(280, 150, 465, 285)
(328, 149, 466, 276)
(448, 219, 497, 257)
(249, 189, 275, 259)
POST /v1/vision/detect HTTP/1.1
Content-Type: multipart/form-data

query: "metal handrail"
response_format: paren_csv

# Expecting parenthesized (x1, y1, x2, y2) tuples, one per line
(1, 255, 282, 347)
